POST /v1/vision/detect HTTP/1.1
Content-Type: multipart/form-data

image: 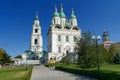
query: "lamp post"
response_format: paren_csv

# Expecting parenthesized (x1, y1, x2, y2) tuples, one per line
(25, 52, 28, 71)
(92, 36, 101, 71)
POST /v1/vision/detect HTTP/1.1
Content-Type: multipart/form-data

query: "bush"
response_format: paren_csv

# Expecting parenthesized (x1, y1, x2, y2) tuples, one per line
(114, 52, 120, 64)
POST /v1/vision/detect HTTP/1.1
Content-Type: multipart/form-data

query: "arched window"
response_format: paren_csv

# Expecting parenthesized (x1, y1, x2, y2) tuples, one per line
(66, 36, 69, 42)
(58, 35, 61, 41)
(74, 36, 76, 42)
(34, 39, 38, 44)
(35, 29, 38, 33)
(58, 46, 61, 53)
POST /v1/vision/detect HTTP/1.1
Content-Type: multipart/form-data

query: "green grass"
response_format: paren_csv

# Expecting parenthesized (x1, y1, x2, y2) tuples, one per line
(101, 63, 120, 71)
(0, 66, 33, 80)
(45, 63, 120, 80)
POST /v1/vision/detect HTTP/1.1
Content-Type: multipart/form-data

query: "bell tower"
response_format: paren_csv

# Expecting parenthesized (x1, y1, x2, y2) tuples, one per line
(30, 12, 43, 52)
(103, 30, 109, 42)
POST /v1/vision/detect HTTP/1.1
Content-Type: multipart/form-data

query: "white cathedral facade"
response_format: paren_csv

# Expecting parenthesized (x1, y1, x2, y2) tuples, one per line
(47, 6, 81, 62)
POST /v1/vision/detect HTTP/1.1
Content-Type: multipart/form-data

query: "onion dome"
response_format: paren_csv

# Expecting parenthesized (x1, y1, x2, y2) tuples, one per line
(59, 4, 66, 18)
(70, 8, 76, 19)
(53, 5, 59, 17)
(24, 50, 33, 54)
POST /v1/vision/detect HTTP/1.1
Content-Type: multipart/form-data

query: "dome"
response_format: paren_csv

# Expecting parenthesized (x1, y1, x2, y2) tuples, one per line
(53, 12, 59, 17)
(60, 4, 66, 18)
(70, 14, 76, 19)
(59, 12, 65, 18)
(53, 6, 59, 17)
(70, 8, 76, 19)
(35, 17, 39, 20)
(24, 50, 32, 54)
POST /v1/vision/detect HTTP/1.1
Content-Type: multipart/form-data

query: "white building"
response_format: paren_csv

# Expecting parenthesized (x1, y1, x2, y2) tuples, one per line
(22, 12, 43, 65)
(47, 5, 81, 62)
(30, 12, 42, 52)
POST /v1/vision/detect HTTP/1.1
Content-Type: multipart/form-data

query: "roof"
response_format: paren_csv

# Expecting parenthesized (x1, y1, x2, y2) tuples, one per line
(53, 7, 59, 17)
(70, 9, 76, 19)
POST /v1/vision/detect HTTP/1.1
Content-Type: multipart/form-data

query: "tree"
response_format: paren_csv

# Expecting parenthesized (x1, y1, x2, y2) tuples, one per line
(114, 51, 120, 64)
(0, 48, 11, 65)
(60, 53, 71, 64)
(105, 45, 116, 63)
(75, 31, 99, 68)
(98, 45, 108, 64)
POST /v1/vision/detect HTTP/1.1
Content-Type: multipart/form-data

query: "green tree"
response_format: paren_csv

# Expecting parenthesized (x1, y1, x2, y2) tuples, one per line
(60, 53, 71, 64)
(75, 31, 98, 68)
(114, 51, 120, 64)
(0, 48, 11, 65)
(98, 45, 108, 64)
(105, 45, 117, 63)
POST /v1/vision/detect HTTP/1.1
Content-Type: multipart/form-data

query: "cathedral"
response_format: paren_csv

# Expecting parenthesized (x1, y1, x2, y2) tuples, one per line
(19, 5, 114, 65)
(21, 5, 81, 64)
(47, 5, 81, 62)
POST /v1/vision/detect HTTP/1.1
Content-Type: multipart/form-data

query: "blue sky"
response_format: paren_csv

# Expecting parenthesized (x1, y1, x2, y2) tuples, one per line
(0, 0, 120, 58)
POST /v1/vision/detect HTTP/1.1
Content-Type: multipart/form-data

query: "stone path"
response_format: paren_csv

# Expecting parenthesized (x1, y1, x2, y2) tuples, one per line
(30, 65, 97, 80)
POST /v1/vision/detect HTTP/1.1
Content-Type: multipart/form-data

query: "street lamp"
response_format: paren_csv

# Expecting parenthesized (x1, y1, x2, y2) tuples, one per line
(25, 51, 28, 71)
(92, 35, 101, 71)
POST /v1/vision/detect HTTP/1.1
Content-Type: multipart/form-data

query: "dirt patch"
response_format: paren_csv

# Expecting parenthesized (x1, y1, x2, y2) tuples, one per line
(14, 71, 27, 78)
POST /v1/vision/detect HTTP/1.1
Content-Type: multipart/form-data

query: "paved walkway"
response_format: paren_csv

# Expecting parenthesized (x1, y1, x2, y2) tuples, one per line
(30, 65, 97, 80)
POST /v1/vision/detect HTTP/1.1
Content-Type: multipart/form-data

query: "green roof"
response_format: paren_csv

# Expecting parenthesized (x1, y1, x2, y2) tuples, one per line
(60, 12, 65, 18)
(35, 17, 39, 20)
(53, 7, 59, 17)
(24, 50, 32, 54)
(53, 12, 59, 17)
(70, 9, 76, 19)
(60, 6, 66, 18)
(70, 14, 76, 19)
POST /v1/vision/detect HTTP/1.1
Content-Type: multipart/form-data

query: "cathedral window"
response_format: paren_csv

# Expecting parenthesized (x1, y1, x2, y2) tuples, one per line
(34, 39, 38, 44)
(58, 46, 61, 53)
(66, 36, 69, 42)
(58, 35, 61, 41)
(74, 36, 76, 42)
(35, 29, 38, 33)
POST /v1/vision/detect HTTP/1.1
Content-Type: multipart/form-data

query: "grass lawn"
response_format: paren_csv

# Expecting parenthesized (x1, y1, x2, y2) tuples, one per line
(101, 63, 120, 71)
(0, 66, 33, 80)
(0, 71, 27, 80)
(45, 63, 120, 80)
(51, 63, 120, 71)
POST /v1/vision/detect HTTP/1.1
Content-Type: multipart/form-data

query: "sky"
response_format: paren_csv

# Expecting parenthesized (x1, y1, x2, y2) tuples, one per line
(0, 0, 120, 58)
